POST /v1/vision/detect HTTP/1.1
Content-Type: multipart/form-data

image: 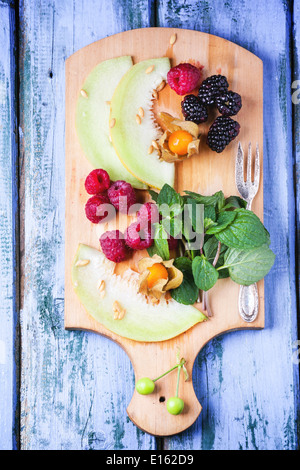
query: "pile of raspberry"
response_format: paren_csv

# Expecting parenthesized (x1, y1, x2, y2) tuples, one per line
(84, 169, 166, 263)
(167, 63, 242, 153)
(84, 169, 137, 224)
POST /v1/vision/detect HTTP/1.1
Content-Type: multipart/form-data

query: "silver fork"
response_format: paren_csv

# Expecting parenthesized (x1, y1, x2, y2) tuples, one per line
(235, 142, 260, 322)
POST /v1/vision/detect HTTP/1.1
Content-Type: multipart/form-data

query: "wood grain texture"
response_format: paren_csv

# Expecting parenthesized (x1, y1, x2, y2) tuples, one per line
(293, 0, 300, 341)
(19, 0, 155, 450)
(158, 0, 299, 450)
(65, 28, 264, 437)
(0, 1, 18, 450)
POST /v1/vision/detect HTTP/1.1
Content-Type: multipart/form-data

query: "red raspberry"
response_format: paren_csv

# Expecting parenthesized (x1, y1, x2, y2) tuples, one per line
(84, 169, 110, 195)
(124, 222, 153, 250)
(167, 63, 201, 96)
(85, 194, 110, 224)
(137, 202, 159, 229)
(100, 230, 128, 263)
(168, 235, 178, 250)
(108, 180, 137, 214)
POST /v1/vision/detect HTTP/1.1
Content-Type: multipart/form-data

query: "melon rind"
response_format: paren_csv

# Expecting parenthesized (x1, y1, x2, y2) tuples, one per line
(76, 56, 147, 189)
(110, 58, 175, 189)
(72, 244, 207, 342)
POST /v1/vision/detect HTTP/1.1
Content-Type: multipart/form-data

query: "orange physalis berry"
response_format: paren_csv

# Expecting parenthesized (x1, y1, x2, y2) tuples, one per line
(147, 263, 169, 289)
(168, 130, 193, 155)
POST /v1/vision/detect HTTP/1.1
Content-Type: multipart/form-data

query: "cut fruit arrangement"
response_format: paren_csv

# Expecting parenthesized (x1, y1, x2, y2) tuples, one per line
(72, 244, 206, 342)
(73, 49, 273, 345)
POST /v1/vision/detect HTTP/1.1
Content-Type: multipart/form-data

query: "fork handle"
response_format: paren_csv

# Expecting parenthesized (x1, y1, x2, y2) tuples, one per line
(238, 283, 259, 323)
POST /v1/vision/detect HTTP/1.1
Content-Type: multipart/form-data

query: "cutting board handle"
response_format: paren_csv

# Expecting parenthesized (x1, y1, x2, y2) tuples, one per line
(126, 345, 202, 437)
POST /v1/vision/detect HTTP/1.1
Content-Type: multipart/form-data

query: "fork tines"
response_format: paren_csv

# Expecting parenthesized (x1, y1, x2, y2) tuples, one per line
(235, 142, 260, 201)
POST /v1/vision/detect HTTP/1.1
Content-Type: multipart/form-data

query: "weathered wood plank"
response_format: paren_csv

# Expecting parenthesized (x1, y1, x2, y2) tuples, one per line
(157, 0, 299, 450)
(0, 0, 18, 451)
(293, 1, 300, 347)
(19, 0, 156, 450)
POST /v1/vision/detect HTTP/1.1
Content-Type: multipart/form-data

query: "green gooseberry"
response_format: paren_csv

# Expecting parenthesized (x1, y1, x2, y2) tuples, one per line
(166, 396, 184, 415)
(135, 377, 155, 395)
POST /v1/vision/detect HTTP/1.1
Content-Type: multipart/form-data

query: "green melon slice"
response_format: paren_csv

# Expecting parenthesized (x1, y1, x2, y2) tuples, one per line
(72, 244, 207, 342)
(76, 56, 147, 189)
(110, 58, 175, 189)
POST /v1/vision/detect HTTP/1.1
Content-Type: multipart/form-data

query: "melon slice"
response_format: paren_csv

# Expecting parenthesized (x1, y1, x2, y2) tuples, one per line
(72, 244, 207, 342)
(110, 58, 175, 189)
(76, 56, 147, 189)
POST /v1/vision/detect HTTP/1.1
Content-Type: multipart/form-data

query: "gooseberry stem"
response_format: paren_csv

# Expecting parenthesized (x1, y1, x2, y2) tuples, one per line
(176, 365, 182, 398)
(153, 364, 180, 382)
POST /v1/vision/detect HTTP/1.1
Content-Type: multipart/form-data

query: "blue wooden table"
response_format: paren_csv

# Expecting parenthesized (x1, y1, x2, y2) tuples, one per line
(0, 0, 299, 450)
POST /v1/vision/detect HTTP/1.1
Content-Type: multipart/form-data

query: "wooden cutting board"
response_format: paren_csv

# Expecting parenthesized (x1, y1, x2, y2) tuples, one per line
(65, 28, 263, 437)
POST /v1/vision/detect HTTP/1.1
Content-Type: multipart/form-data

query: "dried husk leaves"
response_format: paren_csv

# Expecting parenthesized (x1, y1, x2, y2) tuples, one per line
(156, 112, 201, 163)
(138, 254, 183, 300)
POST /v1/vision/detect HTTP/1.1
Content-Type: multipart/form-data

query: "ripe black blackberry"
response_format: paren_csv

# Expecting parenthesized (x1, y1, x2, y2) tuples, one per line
(198, 75, 229, 106)
(216, 91, 242, 116)
(181, 95, 208, 124)
(207, 116, 240, 153)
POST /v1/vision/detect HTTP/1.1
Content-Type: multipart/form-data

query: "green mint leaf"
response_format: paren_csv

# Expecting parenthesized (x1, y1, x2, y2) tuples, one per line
(206, 210, 237, 235)
(204, 205, 216, 222)
(203, 237, 226, 261)
(218, 267, 230, 279)
(170, 216, 183, 238)
(147, 244, 159, 257)
(171, 257, 199, 305)
(173, 257, 193, 272)
(204, 218, 217, 231)
(192, 255, 219, 291)
(203, 238, 229, 278)
(184, 190, 225, 208)
(219, 244, 276, 285)
(186, 197, 204, 234)
(157, 184, 183, 209)
(161, 216, 182, 238)
(224, 195, 247, 210)
(215, 208, 270, 249)
(160, 203, 182, 219)
(153, 223, 170, 260)
(148, 189, 159, 202)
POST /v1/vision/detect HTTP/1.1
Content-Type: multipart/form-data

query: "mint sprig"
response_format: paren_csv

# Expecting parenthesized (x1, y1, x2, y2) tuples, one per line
(149, 185, 275, 307)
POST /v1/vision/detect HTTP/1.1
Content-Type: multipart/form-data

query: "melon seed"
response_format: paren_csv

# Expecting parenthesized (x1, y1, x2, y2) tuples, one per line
(97, 279, 105, 291)
(113, 301, 126, 320)
(75, 259, 90, 267)
(151, 140, 159, 150)
(80, 89, 88, 98)
(156, 80, 166, 92)
(169, 33, 177, 45)
(145, 65, 155, 74)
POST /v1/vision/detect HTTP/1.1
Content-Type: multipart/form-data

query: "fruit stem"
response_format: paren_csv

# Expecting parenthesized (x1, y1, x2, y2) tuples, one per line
(213, 241, 221, 267)
(176, 365, 182, 398)
(153, 364, 180, 382)
(204, 291, 213, 317)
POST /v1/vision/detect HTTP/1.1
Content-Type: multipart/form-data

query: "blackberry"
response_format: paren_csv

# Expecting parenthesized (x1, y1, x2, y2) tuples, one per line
(207, 116, 240, 153)
(216, 91, 242, 116)
(181, 95, 208, 124)
(198, 75, 229, 106)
